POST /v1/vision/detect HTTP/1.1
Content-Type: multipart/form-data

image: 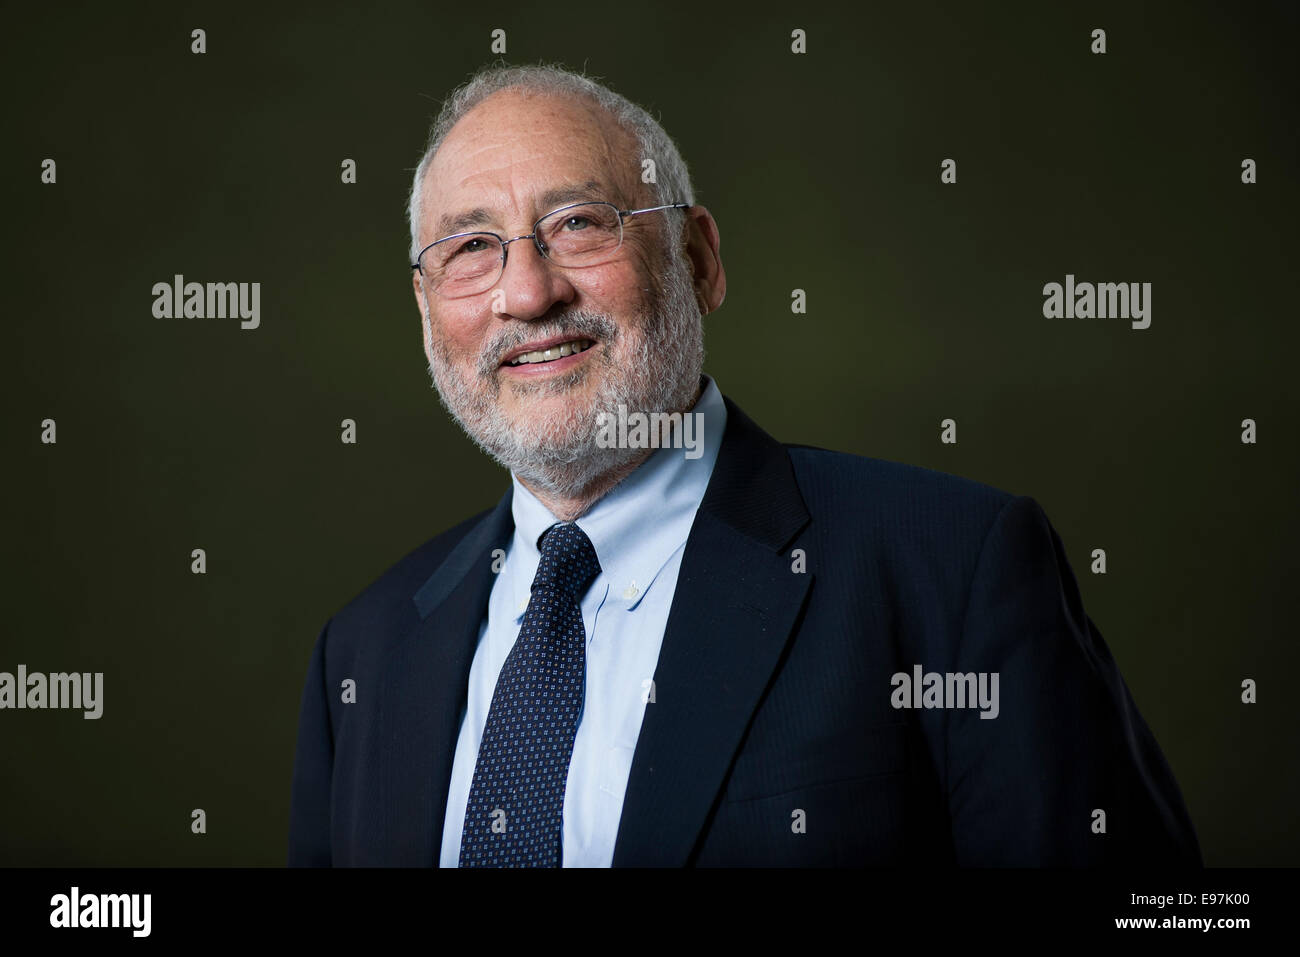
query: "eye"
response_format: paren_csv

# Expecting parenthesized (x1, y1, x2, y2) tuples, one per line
(454, 237, 493, 255)
(561, 215, 592, 231)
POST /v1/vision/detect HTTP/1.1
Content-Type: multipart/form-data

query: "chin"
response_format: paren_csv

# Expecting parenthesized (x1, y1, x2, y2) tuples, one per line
(511, 443, 646, 500)
(502, 388, 592, 420)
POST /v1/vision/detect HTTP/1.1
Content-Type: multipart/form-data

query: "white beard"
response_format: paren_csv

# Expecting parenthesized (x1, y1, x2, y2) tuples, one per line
(423, 241, 705, 500)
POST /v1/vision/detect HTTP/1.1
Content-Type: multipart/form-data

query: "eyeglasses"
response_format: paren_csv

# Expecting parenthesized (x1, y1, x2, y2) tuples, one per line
(411, 201, 691, 299)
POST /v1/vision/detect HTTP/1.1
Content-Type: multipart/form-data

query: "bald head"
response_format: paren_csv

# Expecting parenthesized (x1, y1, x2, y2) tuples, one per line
(415, 89, 652, 257)
(406, 64, 696, 265)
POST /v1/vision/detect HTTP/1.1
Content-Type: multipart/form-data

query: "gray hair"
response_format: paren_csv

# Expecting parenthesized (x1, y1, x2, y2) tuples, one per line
(406, 61, 696, 264)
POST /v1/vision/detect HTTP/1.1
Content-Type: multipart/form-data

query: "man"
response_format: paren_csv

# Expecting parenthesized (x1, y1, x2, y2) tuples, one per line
(288, 63, 1201, 867)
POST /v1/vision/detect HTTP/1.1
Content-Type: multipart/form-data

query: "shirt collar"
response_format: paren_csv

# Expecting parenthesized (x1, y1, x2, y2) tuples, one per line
(507, 374, 727, 615)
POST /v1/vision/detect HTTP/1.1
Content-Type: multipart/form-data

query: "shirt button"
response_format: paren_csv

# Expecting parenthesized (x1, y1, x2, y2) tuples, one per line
(623, 581, 639, 600)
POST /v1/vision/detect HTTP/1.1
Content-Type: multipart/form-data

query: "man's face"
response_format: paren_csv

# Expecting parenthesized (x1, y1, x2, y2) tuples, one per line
(411, 89, 704, 498)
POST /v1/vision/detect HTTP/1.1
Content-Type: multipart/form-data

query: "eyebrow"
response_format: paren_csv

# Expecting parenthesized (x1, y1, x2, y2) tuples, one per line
(434, 181, 612, 237)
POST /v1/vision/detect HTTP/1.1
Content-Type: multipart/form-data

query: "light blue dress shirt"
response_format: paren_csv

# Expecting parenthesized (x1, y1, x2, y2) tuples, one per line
(439, 375, 727, 867)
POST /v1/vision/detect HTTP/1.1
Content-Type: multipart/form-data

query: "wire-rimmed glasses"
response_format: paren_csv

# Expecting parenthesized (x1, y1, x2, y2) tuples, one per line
(411, 201, 690, 299)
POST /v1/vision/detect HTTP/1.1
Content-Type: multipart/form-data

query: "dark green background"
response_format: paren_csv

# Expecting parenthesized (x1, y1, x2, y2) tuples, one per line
(3, 0, 1296, 865)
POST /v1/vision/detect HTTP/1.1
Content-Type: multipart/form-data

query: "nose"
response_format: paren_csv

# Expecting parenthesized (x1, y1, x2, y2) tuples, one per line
(493, 234, 575, 321)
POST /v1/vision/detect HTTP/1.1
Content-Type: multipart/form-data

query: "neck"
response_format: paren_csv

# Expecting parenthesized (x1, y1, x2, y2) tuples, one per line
(517, 448, 655, 522)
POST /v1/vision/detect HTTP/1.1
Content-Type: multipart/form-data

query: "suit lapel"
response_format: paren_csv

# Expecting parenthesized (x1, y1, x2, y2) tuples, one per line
(368, 396, 810, 867)
(612, 398, 812, 865)
(371, 491, 513, 866)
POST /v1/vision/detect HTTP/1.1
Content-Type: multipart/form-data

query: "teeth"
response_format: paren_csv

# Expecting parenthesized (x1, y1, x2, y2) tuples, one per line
(508, 339, 593, 366)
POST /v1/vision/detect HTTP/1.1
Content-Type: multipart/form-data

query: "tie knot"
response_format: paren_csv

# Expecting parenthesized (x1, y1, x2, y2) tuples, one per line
(533, 522, 601, 599)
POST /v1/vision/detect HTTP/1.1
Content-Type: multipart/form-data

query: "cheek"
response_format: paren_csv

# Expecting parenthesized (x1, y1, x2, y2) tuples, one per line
(576, 256, 656, 311)
(428, 306, 487, 363)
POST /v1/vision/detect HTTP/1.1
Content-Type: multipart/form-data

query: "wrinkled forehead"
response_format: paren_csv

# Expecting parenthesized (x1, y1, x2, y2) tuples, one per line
(421, 90, 644, 235)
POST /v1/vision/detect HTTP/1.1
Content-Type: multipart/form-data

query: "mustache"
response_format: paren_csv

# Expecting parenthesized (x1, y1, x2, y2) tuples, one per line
(476, 311, 620, 378)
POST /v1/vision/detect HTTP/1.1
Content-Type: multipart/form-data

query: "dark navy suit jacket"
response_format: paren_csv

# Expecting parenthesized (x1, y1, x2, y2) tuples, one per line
(288, 394, 1201, 866)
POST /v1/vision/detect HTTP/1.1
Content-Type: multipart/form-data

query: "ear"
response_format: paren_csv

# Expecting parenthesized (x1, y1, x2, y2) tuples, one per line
(680, 206, 726, 314)
(412, 269, 428, 323)
(412, 270, 441, 369)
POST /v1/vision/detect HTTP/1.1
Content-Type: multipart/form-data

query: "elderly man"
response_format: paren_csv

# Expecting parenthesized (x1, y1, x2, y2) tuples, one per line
(288, 63, 1201, 867)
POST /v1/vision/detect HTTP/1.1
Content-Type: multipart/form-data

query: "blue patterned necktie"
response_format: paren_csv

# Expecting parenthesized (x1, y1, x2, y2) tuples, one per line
(459, 521, 602, 867)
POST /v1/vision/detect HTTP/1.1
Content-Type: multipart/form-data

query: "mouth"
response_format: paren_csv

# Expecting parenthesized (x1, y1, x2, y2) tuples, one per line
(500, 337, 597, 370)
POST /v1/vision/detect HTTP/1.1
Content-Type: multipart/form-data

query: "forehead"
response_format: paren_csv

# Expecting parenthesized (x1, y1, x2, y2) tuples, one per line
(422, 89, 640, 235)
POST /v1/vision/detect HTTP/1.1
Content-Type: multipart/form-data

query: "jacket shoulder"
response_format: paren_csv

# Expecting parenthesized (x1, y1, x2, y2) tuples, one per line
(784, 443, 1018, 516)
(325, 505, 498, 652)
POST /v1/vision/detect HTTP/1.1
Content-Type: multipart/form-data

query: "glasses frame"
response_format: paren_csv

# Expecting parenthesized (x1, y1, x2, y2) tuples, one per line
(411, 201, 692, 298)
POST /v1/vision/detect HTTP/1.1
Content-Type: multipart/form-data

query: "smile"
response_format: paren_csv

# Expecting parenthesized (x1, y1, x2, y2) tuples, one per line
(504, 338, 596, 366)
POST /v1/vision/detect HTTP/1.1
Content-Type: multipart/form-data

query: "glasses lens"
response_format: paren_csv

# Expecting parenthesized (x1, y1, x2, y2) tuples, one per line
(537, 203, 622, 266)
(422, 233, 503, 297)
